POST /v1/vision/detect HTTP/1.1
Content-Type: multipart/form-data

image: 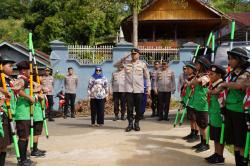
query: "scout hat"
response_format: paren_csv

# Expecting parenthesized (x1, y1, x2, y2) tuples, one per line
(0, 57, 15, 65)
(195, 56, 211, 70)
(227, 47, 249, 61)
(16, 61, 30, 70)
(186, 62, 196, 71)
(131, 48, 140, 54)
(210, 64, 227, 78)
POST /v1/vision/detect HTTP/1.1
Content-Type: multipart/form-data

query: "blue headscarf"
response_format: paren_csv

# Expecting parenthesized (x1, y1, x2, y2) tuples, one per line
(92, 66, 104, 79)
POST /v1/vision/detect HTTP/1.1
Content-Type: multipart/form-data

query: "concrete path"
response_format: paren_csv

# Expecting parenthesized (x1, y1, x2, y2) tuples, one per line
(6, 114, 235, 166)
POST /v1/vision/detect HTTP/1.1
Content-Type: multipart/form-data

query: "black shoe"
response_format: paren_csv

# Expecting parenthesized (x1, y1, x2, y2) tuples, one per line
(125, 122, 133, 132)
(37, 148, 46, 154)
(195, 144, 209, 153)
(113, 115, 119, 121)
(151, 113, 155, 117)
(207, 154, 224, 164)
(134, 122, 140, 131)
(31, 150, 46, 157)
(71, 114, 75, 118)
(121, 115, 126, 121)
(18, 159, 37, 166)
(164, 118, 169, 121)
(158, 118, 163, 121)
(182, 133, 192, 140)
(48, 117, 55, 122)
(205, 153, 217, 161)
(187, 134, 200, 143)
(191, 142, 202, 149)
(63, 114, 67, 119)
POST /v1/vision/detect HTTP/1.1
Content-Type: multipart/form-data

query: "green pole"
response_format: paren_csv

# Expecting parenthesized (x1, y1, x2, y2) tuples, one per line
(179, 108, 187, 126)
(220, 122, 225, 144)
(203, 32, 213, 56)
(28, 33, 34, 150)
(206, 116, 210, 145)
(230, 20, 235, 50)
(211, 33, 215, 62)
(173, 108, 180, 128)
(192, 45, 200, 63)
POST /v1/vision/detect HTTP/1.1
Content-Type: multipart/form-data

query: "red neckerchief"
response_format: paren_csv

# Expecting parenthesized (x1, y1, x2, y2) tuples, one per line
(244, 87, 250, 109)
(181, 75, 194, 97)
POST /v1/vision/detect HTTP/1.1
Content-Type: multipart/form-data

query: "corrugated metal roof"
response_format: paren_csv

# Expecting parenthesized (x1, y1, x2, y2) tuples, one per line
(227, 13, 250, 27)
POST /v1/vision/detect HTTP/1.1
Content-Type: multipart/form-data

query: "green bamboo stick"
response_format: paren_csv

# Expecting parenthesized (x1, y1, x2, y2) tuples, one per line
(179, 108, 187, 126)
(192, 45, 200, 63)
(211, 33, 215, 62)
(173, 109, 180, 128)
(230, 20, 235, 50)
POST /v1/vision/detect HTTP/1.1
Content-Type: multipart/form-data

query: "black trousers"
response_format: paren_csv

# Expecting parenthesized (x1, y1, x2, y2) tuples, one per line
(46, 95, 53, 117)
(150, 90, 158, 114)
(158, 92, 171, 119)
(90, 99, 105, 124)
(113, 92, 126, 116)
(126, 93, 143, 122)
(64, 93, 76, 115)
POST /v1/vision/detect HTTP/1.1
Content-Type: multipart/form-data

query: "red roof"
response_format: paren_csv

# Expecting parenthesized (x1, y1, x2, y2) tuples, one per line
(227, 13, 250, 26)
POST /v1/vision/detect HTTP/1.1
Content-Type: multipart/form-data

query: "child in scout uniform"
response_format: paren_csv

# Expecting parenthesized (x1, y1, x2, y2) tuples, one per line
(31, 71, 46, 157)
(206, 64, 226, 164)
(0, 57, 16, 165)
(219, 48, 250, 166)
(191, 56, 211, 153)
(14, 61, 36, 166)
(182, 62, 199, 143)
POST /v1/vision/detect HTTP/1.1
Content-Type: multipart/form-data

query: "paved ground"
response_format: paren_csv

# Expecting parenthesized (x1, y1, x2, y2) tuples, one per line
(6, 112, 235, 166)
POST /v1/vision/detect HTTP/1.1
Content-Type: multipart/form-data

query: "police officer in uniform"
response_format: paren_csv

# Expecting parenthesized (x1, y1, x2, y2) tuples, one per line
(150, 61, 160, 117)
(115, 48, 151, 132)
(155, 61, 176, 121)
(111, 64, 126, 121)
(41, 67, 54, 121)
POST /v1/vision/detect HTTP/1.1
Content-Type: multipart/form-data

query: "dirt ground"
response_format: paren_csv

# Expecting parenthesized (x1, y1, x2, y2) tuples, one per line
(6, 112, 235, 166)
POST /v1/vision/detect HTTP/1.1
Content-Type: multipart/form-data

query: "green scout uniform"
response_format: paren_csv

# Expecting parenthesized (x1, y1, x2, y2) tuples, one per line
(15, 88, 31, 121)
(33, 95, 43, 122)
(182, 76, 195, 108)
(208, 79, 223, 128)
(225, 69, 249, 113)
(193, 73, 209, 112)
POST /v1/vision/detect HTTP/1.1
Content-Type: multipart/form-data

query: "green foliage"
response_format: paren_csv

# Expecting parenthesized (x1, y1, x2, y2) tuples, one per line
(24, 0, 127, 52)
(0, 0, 29, 19)
(211, 0, 250, 13)
(0, 19, 28, 44)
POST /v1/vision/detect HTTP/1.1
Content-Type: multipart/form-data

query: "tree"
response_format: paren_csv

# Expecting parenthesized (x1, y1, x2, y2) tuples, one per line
(24, 0, 127, 52)
(0, 0, 28, 19)
(211, 0, 250, 13)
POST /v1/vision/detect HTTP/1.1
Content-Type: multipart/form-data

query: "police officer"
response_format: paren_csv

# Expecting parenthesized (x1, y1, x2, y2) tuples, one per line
(206, 64, 227, 164)
(41, 67, 54, 121)
(150, 61, 160, 117)
(155, 61, 176, 121)
(219, 48, 250, 165)
(111, 64, 126, 121)
(115, 48, 151, 132)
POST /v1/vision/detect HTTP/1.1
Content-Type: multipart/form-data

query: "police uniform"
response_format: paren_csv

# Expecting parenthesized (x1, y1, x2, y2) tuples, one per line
(41, 67, 54, 121)
(156, 63, 176, 120)
(111, 66, 126, 120)
(150, 68, 159, 117)
(116, 48, 151, 132)
(224, 48, 250, 166)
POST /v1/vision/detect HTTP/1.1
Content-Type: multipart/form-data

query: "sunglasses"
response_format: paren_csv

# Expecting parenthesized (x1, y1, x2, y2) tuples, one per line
(96, 69, 102, 72)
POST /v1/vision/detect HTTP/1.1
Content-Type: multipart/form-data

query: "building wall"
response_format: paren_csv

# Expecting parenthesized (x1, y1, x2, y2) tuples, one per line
(50, 41, 194, 110)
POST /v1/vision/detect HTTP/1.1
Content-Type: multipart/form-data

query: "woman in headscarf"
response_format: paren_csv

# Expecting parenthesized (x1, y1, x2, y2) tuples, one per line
(87, 66, 109, 127)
